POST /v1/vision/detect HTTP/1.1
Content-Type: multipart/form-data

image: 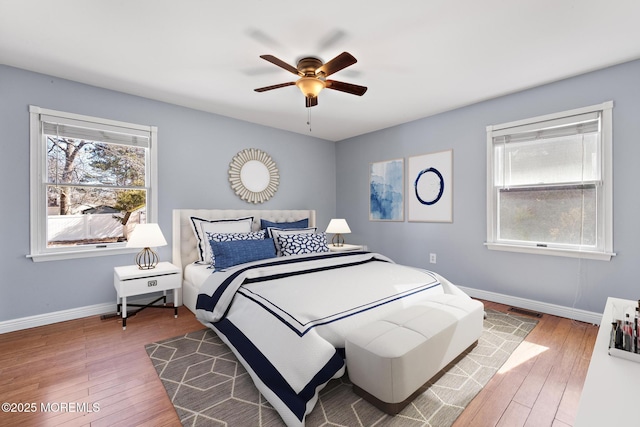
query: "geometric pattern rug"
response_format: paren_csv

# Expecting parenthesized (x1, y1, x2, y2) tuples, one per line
(145, 309, 538, 427)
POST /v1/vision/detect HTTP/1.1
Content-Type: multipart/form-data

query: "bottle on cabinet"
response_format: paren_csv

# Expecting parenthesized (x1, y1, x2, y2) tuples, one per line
(624, 313, 633, 352)
(615, 319, 623, 350)
(610, 321, 618, 349)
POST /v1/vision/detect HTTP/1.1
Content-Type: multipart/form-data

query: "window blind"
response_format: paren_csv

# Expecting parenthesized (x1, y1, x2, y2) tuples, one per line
(493, 111, 601, 188)
(491, 111, 600, 144)
(41, 114, 150, 148)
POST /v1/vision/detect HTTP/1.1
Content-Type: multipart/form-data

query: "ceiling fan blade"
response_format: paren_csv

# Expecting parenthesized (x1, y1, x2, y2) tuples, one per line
(316, 52, 357, 77)
(254, 82, 295, 92)
(305, 96, 318, 108)
(259, 55, 300, 76)
(325, 80, 368, 96)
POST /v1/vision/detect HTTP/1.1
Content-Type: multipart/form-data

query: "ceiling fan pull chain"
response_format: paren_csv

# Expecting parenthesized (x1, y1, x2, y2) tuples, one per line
(307, 107, 312, 132)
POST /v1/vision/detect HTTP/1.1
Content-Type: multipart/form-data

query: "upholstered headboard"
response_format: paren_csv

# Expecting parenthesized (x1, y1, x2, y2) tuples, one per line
(172, 209, 316, 272)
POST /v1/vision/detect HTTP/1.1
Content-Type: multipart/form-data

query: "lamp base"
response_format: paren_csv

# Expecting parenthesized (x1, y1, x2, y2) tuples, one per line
(135, 247, 159, 269)
(331, 234, 345, 247)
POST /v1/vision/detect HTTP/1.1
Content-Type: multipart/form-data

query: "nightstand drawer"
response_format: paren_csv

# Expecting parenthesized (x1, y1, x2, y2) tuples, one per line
(115, 272, 180, 297)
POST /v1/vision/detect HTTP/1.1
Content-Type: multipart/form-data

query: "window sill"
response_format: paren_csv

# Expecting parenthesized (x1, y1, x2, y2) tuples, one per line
(485, 242, 615, 261)
(28, 247, 137, 262)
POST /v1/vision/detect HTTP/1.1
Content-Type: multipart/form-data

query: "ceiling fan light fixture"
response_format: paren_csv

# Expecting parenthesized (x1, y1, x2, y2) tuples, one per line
(296, 77, 325, 98)
(255, 52, 366, 106)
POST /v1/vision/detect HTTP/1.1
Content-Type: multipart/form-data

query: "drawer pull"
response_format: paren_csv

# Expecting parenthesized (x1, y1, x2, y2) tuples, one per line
(148, 280, 158, 287)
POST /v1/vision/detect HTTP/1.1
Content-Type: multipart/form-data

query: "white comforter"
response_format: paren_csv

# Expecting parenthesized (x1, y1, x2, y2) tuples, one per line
(195, 251, 444, 426)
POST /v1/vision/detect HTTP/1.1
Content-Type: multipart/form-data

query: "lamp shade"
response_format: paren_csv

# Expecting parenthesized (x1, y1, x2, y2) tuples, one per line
(126, 223, 167, 248)
(296, 77, 326, 98)
(325, 218, 351, 234)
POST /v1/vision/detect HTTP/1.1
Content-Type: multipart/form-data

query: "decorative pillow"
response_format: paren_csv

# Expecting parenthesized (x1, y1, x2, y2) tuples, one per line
(190, 216, 253, 264)
(268, 227, 316, 256)
(277, 232, 329, 256)
(209, 238, 276, 271)
(260, 218, 309, 230)
(206, 230, 266, 268)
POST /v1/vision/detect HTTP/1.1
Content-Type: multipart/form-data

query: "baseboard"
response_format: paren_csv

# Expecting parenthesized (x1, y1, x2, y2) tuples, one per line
(0, 294, 175, 334)
(0, 302, 114, 334)
(458, 286, 603, 325)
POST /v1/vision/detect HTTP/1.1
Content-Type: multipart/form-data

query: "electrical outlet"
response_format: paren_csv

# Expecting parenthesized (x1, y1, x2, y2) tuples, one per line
(429, 253, 437, 264)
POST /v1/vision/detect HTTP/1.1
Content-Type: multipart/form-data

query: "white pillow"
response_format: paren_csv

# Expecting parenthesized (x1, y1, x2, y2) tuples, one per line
(268, 227, 316, 256)
(190, 216, 253, 264)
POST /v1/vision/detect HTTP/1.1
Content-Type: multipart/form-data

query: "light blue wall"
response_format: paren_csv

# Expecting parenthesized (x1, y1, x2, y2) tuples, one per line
(0, 65, 336, 322)
(3, 59, 639, 324)
(336, 59, 640, 314)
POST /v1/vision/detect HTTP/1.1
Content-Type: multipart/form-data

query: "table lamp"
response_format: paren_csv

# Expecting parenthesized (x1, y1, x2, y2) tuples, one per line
(326, 218, 351, 247)
(126, 223, 167, 269)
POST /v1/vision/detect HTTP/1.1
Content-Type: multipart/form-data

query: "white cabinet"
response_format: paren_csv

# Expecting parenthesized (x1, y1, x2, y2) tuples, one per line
(575, 297, 640, 426)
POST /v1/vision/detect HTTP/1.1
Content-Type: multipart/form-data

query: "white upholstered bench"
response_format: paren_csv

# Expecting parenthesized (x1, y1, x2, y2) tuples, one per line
(345, 294, 484, 414)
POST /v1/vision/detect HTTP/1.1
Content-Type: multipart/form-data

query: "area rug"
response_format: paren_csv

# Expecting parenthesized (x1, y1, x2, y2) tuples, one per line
(145, 309, 538, 426)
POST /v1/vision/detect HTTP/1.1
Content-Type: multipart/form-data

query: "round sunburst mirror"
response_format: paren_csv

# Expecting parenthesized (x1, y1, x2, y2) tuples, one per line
(228, 148, 279, 204)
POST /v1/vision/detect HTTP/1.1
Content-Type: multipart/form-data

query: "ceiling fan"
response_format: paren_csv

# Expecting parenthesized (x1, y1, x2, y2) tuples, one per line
(254, 51, 367, 107)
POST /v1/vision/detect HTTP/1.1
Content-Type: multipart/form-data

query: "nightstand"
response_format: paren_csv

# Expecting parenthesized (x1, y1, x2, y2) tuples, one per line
(113, 261, 182, 330)
(328, 243, 365, 252)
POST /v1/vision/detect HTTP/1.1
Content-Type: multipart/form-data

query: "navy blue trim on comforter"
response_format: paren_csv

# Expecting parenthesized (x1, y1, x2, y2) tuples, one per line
(215, 318, 344, 421)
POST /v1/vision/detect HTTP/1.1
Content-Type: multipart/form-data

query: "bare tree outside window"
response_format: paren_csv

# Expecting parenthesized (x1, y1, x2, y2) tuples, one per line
(46, 136, 147, 247)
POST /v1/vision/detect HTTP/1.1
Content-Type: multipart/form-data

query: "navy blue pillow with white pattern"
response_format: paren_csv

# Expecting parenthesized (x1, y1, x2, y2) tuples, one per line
(206, 230, 266, 268)
(209, 238, 276, 271)
(276, 232, 329, 256)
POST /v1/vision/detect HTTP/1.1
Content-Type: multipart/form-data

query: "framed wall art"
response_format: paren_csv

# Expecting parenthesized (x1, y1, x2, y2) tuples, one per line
(408, 149, 453, 222)
(369, 158, 404, 221)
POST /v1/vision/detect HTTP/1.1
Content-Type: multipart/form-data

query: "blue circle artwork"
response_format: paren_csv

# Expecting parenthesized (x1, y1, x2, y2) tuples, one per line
(414, 167, 444, 205)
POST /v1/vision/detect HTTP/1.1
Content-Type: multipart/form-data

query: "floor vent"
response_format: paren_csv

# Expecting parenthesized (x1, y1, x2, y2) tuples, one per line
(508, 307, 543, 318)
(100, 313, 120, 321)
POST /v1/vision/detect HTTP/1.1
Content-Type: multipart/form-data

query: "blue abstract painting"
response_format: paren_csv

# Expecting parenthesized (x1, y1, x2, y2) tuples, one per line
(370, 158, 404, 221)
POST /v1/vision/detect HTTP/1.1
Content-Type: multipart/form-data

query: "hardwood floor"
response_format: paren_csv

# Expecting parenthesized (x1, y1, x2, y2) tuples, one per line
(0, 300, 597, 427)
(453, 301, 598, 427)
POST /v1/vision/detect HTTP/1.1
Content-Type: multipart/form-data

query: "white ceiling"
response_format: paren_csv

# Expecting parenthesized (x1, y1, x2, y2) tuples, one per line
(2, 1, 640, 141)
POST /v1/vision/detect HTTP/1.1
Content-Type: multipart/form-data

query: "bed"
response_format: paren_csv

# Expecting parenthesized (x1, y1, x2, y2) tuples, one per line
(172, 208, 479, 426)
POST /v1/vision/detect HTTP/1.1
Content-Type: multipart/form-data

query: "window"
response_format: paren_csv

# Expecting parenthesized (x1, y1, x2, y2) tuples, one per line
(486, 101, 614, 260)
(29, 106, 158, 262)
